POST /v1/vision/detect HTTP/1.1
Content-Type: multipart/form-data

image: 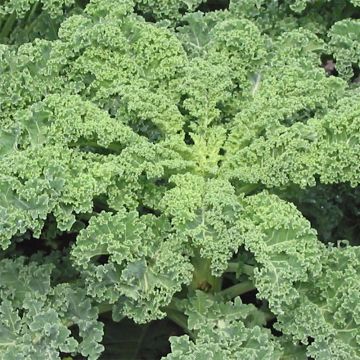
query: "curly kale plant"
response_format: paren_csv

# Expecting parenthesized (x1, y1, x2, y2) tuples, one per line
(0, 0, 360, 359)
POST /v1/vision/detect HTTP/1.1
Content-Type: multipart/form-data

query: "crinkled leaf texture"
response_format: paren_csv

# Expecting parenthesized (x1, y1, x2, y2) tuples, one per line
(275, 245, 360, 360)
(160, 174, 245, 275)
(72, 210, 193, 323)
(0, 0, 75, 17)
(329, 19, 360, 80)
(0, 0, 360, 359)
(163, 291, 306, 360)
(240, 191, 323, 314)
(0, 257, 103, 359)
(224, 92, 360, 188)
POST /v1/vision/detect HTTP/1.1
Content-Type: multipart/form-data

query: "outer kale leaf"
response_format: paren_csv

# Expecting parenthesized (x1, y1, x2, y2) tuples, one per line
(0, 91, 162, 248)
(163, 291, 305, 360)
(0, 257, 103, 359)
(72, 210, 193, 323)
(329, 19, 360, 80)
(0, 144, 119, 248)
(176, 11, 227, 57)
(58, 10, 188, 137)
(239, 191, 323, 313)
(225, 64, 344, 155)
(275, 245, 360, 359)
(225, 92, 360, 188)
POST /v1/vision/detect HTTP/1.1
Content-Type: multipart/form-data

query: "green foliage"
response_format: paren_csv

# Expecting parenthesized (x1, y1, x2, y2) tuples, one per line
(164, 292, 288, 360)
(0, 0, 81, 44)
(72, 210, 193, 322)
(0, 0, 360, 358)
(0, 257, 103, 359)
(275, 246, 360, 359)
(134, 0, 204, 21)
(225, 92, 360, 187)
(0, 0, 76, 18)
(329, 19, 360, 80)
